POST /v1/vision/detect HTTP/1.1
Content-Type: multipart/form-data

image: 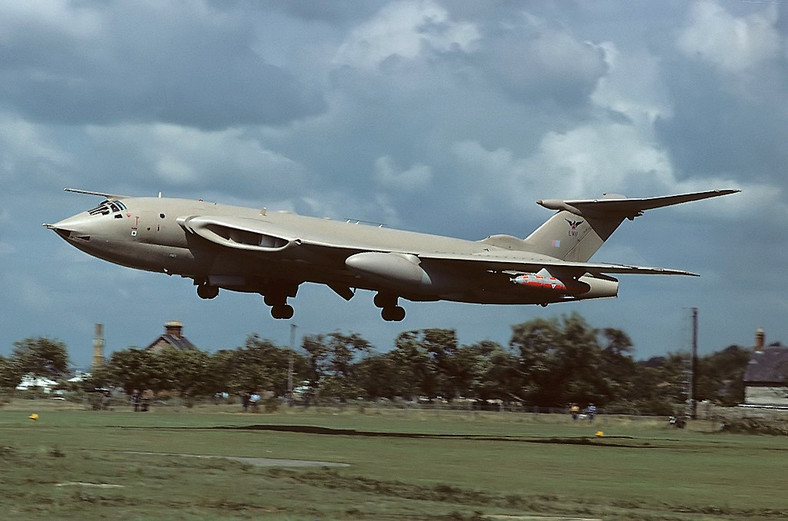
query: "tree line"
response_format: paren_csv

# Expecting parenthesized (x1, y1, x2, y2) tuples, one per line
(1, 313, 750, 413)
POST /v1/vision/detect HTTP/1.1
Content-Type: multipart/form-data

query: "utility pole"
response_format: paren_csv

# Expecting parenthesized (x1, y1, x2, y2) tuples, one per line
(688, 307, 698, 420)
(288, 323, 297, 406)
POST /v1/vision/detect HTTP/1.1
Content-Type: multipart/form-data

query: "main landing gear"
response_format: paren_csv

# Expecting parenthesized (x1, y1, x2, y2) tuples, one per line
(374, 292, 406, 322)
(264, 291, 295, 319)
(197, 284, 219, 299)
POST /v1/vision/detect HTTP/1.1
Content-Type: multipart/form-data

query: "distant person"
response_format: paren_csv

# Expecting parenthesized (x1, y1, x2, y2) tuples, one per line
(141, 389, 153, 412)
(242, 392, 250, 412)
(587, 403, 596, 422)
(570, 403, 580, 421)
(132, 389, 141, 412)
(101, 391, 111, 411)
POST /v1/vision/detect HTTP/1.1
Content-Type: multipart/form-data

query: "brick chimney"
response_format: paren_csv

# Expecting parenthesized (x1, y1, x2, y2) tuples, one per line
(165, 321, 183, 339)
(92, 323, 105, 370)
(755, 327, 765, 352)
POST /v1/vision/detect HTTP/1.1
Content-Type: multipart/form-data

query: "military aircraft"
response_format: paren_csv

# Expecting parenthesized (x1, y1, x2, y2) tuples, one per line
(45, 188, 738, 321)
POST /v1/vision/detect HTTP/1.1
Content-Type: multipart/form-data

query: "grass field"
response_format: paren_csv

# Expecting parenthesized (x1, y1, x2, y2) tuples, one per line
(0, 399, 786, 520)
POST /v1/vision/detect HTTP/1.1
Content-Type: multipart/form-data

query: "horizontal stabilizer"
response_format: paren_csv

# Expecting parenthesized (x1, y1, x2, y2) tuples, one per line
(537, 189, 740, 219)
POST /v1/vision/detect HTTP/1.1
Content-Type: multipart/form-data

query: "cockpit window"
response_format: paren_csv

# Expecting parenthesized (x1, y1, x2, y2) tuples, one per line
(88, 200, 127, 216)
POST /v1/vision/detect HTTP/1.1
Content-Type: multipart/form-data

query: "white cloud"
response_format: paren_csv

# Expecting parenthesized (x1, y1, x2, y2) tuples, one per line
(475, 14, 606, 104)
(85, 124, 307, 197)
(374, 155, 432, 191)
(0, 1, 323, 129)
(451, 122, 673, 208)
(533, 123, 674, 196)
(677, 0, 781, 75)
(333, 0, 479, 69)
(0, 114, 73, 183)
(590, 42, 672, 125)
(0, 0, 104, 43)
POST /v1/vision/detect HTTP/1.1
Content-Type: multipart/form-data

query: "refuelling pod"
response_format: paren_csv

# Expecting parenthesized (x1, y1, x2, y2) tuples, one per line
(511, 272, 590, 294)
(511, 270, 618, 301)
(345, 252, 432, 290)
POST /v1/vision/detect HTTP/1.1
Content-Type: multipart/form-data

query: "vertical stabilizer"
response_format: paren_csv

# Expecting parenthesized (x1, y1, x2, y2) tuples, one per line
(521, 210, 624, 262)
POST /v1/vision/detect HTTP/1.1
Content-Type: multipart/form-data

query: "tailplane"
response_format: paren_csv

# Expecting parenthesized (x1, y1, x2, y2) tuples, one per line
(521, 189, 739, 262)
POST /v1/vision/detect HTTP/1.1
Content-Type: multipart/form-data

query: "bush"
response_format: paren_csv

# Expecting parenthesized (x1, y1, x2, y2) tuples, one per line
(720, 418, 788, 436)
(263, 396, 280, 413)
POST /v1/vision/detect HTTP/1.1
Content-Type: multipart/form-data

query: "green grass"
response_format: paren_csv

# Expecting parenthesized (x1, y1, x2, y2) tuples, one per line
(0, 400, 786, 520)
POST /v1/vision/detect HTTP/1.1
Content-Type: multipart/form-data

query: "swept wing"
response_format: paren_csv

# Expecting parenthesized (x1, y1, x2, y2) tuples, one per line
(176, 210, 699, 277)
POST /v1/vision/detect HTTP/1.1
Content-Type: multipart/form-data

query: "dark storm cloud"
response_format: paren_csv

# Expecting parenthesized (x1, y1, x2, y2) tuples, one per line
(1, 1, 786, 366)
(0, 2, 326, 129)
(657, 68, 788, 185)
(472, 18, 608, 107)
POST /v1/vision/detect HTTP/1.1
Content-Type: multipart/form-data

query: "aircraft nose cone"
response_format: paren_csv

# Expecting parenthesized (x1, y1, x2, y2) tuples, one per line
(44, 213, 96, 241)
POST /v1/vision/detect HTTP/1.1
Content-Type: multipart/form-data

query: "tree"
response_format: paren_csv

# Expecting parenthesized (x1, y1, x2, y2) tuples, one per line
(93, 348, 165, 393)
(696, 345, 750, 405)
(510, 316, 565, 406)
(389, 328, 460, 400)
(629, 353, 689, 414)
(0, 356, 22, 390)
(355, 353, 400, 400)
(552, 313, 607, 405)
(302, 332, 370, 401)
(597, 327, 638, 404)
(155, 347, 213, 399)
(509, 313, 639, 407)
(11, 337, 70, 380)
(225, 335, 299, 395)
(453, 340, 521, 402)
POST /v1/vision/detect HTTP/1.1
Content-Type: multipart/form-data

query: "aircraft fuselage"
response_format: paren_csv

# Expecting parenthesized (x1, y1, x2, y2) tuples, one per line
(46, 188, 737, 320)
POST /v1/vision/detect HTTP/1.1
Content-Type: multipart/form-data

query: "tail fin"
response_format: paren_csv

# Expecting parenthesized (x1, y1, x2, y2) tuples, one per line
(522, 189, 739, 262)
(521, 208, 621, 262)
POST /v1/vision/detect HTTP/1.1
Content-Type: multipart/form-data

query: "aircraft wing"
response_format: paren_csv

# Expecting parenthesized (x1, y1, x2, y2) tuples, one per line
(177, 214, 697, 277)
(416, 251, 699, 277)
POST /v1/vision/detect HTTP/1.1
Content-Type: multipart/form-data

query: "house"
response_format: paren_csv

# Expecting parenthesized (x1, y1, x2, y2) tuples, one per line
(743, 328, 788, 406)
(15, 374, 58, 393)
(144, 321, 198, 352)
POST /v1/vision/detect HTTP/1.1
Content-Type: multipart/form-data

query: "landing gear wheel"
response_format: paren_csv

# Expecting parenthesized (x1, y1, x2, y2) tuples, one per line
(271, 304, 294, 319)
(381, 306, 406, 322)
(374, 293, 395, 308)
(197, 285, 219, 299)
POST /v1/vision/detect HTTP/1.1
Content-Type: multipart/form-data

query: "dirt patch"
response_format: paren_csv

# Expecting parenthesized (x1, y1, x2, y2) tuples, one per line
(55, 482, 125, 488)
(209, 424, 640, 447)
(125, 451, 349, 467)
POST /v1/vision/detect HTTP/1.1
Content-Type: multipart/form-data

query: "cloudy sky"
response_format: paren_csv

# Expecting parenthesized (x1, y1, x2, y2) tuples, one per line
(1, 0, 786, 368)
